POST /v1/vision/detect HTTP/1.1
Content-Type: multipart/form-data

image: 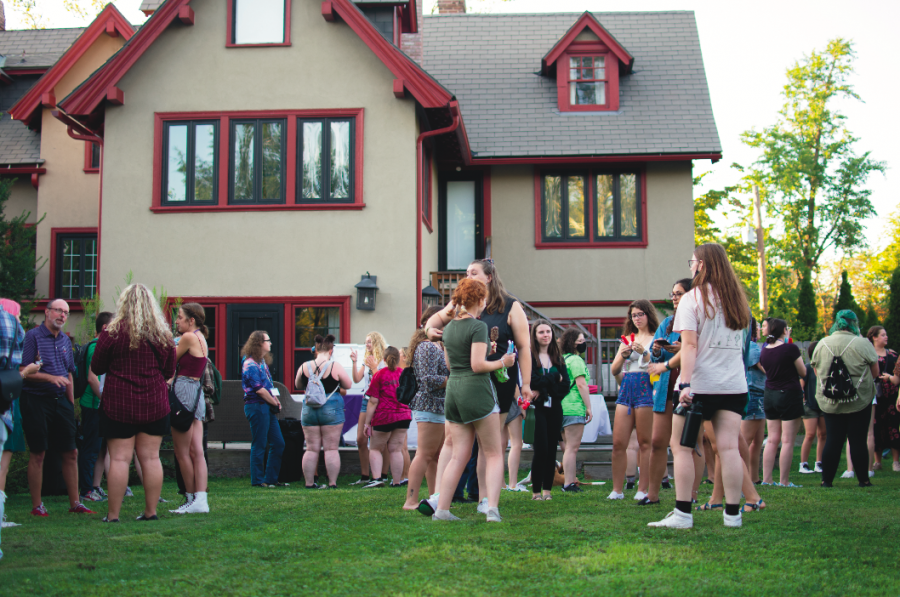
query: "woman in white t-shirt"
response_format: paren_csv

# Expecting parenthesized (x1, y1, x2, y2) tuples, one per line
(649, 243, 750, 530)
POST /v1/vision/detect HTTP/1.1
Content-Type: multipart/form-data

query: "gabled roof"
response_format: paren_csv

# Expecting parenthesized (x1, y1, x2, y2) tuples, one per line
(0, 112, 42, 165)
(9, 4, 134, 129)
(62, 0, 451, 128)
(423, 12, 721, 159)
(541, 12, 634, 75)
(0, 28, 85, 70)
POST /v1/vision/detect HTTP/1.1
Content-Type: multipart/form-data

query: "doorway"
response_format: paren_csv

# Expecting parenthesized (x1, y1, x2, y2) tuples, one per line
(226, 304, 283, 384)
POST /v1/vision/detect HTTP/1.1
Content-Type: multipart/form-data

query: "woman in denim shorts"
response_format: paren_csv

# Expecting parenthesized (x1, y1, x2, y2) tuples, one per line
(741, 318, 766, 483)
(349, 332, 386, 485)
(558, 328, 593, 493)
(297, 334, 352, 489)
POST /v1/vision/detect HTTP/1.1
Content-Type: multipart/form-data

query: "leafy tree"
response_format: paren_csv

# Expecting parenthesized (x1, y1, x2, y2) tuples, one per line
(860, 306, 880, 335)
(832, 270, 861, 323)
(8, 0, 111, 29)
(884, 267, 900, 349)
(0, 178, 45, 326)
(795, 269, 818, 340)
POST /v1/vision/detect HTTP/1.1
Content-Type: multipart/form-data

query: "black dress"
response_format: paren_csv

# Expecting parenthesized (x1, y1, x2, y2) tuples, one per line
(480, 296, 519, 414)
(874, 350, 899, 452)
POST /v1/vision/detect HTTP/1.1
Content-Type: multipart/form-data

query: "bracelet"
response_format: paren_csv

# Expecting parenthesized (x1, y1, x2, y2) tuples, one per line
(679, 382, 691, 390)
(665, 360, 671, 371)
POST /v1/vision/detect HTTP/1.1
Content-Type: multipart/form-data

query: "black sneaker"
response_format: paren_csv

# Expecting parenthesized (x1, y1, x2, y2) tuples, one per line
(561, 483, 582, 493)
(636, 497, 660, 506)
(327, 485, 338, 490)
(661, 477, 672, 490)
(273, 482, 290, 487)
(101, 516, 119, 523)
(304, 483, 322, 489)
(135, 513, 159, 521)
(625, 480, 636, 490)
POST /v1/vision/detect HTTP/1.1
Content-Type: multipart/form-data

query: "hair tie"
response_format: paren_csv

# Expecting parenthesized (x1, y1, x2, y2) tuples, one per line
(459, 305, 468, 314)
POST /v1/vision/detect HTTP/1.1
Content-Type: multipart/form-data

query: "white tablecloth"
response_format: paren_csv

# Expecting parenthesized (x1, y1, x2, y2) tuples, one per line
(582, 394, 612, 441)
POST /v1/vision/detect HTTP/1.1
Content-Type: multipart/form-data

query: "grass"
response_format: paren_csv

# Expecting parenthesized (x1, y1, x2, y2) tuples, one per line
(1, 448, 897, 597)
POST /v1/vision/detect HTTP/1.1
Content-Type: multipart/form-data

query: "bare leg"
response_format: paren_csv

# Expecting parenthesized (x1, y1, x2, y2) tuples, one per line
(132, 450, 143, 484)
(402, 445, 411, 480)
(368, 431, 390, 480)
(319, 424, 342, 486)
(741, 419, 765, 483)
(711, 411, 744, 506)
(387, 430, 408, 482)
(436, 423, 476, 512)
(433, 433, 453, 498)
(778, 419, 801, 485)
(106, 437, 136, 520)
(189, 419, 208, 492)
(816, 418, 827, 464)
(0, 451, 11, 493)
(762, 419, 782, 484)
(611, 405, 635, 494)
(134, 433, 163, 517)
(27, 451, 46, 509)
(93, 444, 108, 488)
(506, 414, 523, 487)
(670, 414, 696, 502)
(302, 426, 322, 486)
(172, 428, 195, 493)
(404, 422, 444, 509)
(356, 412, 370, 477)
(801, 417, 818, 465)
(61, 449, 80, 508)
(635, 407, 654, 494)
(647, 402, 674, 502)
(562, 424, 584, 486)
(473, 413, 504, 509)
(626, 428, 639, 478)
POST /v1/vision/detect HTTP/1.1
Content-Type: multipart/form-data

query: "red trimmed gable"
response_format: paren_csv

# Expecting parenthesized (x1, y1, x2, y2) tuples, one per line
(8, 3, 134, 130)
(541, 12, 634, 113)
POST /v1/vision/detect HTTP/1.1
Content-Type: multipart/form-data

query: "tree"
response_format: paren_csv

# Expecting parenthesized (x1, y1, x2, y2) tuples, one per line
(8, 0, 109, 29)
(860, 306, 880, 335)
(743, 39, 884, 279)
(0, 178, 45, 325)
(884, 267, 900, 349)
(795, 269, 818, 340)
(832, 270, 861, 323)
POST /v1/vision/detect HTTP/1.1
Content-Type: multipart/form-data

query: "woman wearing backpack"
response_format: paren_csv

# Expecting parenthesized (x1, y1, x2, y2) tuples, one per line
(297, 334, 352, 489)
(362, 347, 412, 488)
(810, 310, 880, 487)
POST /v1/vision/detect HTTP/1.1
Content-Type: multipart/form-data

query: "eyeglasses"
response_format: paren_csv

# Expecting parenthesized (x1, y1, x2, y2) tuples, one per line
(669, 292, 685, 299)
(688, 259, 700, 268)
(263, 338, 271, 343)
(47, 307, 70, 317)
(631, 312, 647, 319)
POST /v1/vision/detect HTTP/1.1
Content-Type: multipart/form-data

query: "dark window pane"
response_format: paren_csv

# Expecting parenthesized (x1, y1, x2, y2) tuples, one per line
(90, 142, 101, 169)
(567, 176, 585, 238)
(233, 123, 255, 201)
(543, 175, 562, 239)
(193, 124, 216, 202)
(261, 121, 283, 201)
(295, 307, 341, 348)
(166, 124, 188, 202)
(620, 173, 639, 237)
(596, 174, 615, 237)
(302, 122, 322, 200)
(330, 121, 351, 200)
(205, 305, 217, 349)
(57, 234, 97, 299)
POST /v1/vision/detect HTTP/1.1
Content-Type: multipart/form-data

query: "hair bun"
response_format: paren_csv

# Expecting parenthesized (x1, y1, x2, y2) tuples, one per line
(314, 334, 325, 343)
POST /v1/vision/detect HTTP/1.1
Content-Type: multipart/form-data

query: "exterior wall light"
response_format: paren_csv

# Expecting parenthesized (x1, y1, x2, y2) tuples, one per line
(355, 272, 378, 311)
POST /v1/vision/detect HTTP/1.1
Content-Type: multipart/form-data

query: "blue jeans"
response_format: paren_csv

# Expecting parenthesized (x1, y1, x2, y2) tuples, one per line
(0, 423, 7, 559)
(244, 403, 285, 486)
(78, 407, 102, 496)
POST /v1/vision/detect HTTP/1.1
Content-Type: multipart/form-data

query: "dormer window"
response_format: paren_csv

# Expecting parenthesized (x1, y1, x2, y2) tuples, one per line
(227, 0, 291, 47)
(569, 55, 607, 107)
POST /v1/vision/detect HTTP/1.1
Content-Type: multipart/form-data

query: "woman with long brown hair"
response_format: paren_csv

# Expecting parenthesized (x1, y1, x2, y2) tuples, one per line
(241, 330, 285, 489)
(349, 331, 387, 485)
(529, 320, 569, 500)
(609, 300, 659, 501)
(649, 243, 751, 529)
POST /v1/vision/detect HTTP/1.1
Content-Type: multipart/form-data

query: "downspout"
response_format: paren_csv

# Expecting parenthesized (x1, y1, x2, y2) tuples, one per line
(415, 100, 460, 325)
(53, 108, 104, 296)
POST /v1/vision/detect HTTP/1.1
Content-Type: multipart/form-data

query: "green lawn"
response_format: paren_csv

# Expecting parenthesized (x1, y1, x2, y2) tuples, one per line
(1, 450, 897, 597)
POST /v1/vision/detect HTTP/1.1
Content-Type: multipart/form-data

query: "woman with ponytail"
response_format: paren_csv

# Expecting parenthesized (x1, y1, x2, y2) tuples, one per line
(759, 318, 807, 487)
(169, 303, 211, 514)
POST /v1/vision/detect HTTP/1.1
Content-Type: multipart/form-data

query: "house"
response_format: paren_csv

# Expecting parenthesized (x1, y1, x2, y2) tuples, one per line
(5, 0, 720, 389)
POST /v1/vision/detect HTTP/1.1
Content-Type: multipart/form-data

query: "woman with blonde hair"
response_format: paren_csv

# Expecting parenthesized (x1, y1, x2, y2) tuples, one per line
(91, 284, 176, 522)
(350, 331, 387, 485)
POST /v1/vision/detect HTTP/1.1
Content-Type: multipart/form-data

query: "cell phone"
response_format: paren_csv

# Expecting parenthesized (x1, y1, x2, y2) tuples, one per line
(654, 339, 671, 347)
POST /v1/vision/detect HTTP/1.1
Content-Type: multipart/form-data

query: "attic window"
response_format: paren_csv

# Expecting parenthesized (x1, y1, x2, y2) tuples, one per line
(569, 56, 607, 106)
(229, 0, 290, 47)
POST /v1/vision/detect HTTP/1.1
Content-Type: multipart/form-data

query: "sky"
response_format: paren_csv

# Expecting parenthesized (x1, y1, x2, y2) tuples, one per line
(6, 0, 897, 254)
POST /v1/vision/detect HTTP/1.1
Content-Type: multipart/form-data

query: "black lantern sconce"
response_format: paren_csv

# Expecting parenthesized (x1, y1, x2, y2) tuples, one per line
(422, 283, 442, 310)
(355, 272, 378, 311)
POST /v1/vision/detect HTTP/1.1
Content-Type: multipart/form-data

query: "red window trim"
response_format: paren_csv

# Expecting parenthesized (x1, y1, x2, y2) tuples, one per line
(533, 168, 648, 250)
(225, 0, 292, 48)
(48, 227, 98, 304)
(151, 109, 365, 213)
(557, 43, 620, 112)
(83, 141, 100, 173)
(421, 145, 433, 232)
(170, 296, 350, 393)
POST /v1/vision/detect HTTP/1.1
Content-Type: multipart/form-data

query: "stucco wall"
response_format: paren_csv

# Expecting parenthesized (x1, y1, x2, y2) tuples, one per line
(34, 33, 125, 298)
(102, 0, 419, 344)
(490, 161, 695, 303)
(5, 176, 37, 224)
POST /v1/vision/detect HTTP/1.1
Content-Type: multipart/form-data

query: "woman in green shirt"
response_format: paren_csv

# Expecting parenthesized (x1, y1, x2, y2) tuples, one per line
(558, 328, 593, 492)
(432, 279, 515, 523)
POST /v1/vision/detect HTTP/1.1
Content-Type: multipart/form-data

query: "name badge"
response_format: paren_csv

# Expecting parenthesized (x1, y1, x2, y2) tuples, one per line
(271, 388, 280, 397)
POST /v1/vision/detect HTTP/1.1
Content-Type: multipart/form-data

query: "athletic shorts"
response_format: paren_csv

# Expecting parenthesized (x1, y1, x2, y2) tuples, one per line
(99, 409, 170, 439)
(20, 391, 77, 453)
(373, 419, 411, 433)
(764, 388, 804, 421)
(504, 400, 523, 426)
(692, 393, 749, 421)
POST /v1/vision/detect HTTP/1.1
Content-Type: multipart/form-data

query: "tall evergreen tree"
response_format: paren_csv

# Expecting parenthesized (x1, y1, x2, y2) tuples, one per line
(0, 178, 44, 324)
(884, 266, 900, 349)
(832, 270, 861, 324)
(795, 269, 819, 340)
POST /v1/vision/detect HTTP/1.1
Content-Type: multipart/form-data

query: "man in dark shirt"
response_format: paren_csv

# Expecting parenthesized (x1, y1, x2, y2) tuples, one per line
(19, 299, 94, 516)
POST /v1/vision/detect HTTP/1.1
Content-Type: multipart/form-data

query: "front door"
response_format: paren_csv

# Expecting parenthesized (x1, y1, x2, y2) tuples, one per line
(438, 173, 484, 271)
(227, 304, 283, 384)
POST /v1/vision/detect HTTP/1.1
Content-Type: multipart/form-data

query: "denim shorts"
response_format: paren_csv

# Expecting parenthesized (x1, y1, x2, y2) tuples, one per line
(561, 415, 586, 428)
(413, 410, 445, 425)
(743, 391, 765, 421)
(360, 396, 369, 414)
(301, 394, 345, 427)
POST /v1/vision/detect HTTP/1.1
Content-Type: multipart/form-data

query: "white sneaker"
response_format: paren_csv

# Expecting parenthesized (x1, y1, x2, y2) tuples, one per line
(723, 512, 742, 528)
(476, 498, 489, 514)
(124, 486, 134, 497)
(840, 470, 855, 479)
(648, 509, 693, 529)
(814, 462, 823, 473)
(634, 491, 648, 501)
(169, 493, 194, 514)
(607, 491, 625, 500)
(1, 521, 21, 528)
(868, 470, 874, 478)
(183, 491, 209, 514)
(798, 462, 814, 474)
(432, 509, 460, 521)
(486, 507, 502, 522)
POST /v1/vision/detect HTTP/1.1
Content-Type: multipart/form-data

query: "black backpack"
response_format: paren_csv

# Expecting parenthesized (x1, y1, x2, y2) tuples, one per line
(72, 339, 97, 399)
(820, 339, 864, 403)
(397, 366, 418, 406)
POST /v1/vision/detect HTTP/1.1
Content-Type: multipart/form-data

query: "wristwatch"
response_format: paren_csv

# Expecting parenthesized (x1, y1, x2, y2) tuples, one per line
(665, 360, 671, 371)
(678, 382, 691, 390)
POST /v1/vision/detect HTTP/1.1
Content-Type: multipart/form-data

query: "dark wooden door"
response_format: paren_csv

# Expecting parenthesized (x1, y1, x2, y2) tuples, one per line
(226, 304, 283, 383)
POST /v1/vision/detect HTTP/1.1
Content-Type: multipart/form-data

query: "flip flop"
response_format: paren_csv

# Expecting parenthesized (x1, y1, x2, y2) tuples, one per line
(695, 501, 723, 511)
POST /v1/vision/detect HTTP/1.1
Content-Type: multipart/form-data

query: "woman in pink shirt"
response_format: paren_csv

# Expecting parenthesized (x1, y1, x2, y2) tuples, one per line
(362, 347, 411, 487)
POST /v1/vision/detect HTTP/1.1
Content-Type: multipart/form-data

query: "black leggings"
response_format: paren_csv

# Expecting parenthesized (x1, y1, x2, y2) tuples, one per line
(821, 404, 872, 486)
(531, 405, 562, 492)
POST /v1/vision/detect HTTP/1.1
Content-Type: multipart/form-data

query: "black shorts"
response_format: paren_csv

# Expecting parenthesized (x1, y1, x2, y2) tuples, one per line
(373, 419, 411, 433)
(492, 365, 518, 414)
(764, 388, 804, 421)
(99, 409, 170, 439)
(693, 393, 748, 421)
(20, 391, 77, 453)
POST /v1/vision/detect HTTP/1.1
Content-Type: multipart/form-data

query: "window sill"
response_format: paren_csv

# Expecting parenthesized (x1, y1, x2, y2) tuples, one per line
(150, 203, 365, 214)
(225, 42, 291, 48)
(83, 168, 99, 174)
(535, 240, 647, 250)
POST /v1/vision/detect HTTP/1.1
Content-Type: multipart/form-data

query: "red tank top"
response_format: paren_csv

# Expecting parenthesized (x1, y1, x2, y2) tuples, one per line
(177, 330, 207, 377)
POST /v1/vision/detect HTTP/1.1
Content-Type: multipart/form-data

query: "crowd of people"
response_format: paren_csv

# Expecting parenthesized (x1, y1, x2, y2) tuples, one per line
(0, 243, 897, 552)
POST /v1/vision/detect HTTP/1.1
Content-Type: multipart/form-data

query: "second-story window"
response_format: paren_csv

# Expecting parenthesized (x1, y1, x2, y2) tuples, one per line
(569, 55, 607, 107)
(232, 0, 286, 45)
(163, 121, 218, 205)
(298, 118, 354, 203)
(230, 119, 286, 204)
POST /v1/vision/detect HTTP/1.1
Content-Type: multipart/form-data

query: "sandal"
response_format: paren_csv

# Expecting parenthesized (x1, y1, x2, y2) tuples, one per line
(532, 494, 543, 501)
(542, 494, 552, 501)
(742, 499, 765, 513)
(695, 501, 723, 511)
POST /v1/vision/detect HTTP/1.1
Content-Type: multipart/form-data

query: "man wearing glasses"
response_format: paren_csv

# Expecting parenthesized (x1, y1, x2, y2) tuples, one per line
(20, 299, 94, 516)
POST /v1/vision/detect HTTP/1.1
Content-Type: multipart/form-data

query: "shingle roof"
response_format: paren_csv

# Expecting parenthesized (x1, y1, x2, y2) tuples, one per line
(0, 113, 41, 165)
(0, 28, 84, 69)
(422, 12, 721, 158)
